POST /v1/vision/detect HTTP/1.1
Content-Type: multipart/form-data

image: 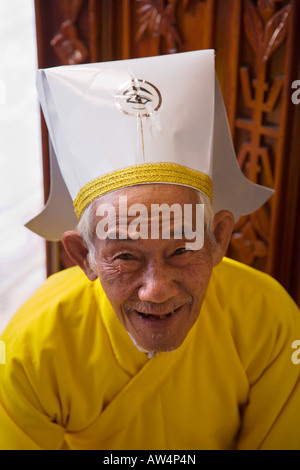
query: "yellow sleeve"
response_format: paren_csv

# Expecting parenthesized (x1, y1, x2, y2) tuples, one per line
(0, 319, 65, 450)
(0, 268, 85, 450)
(0, 267, 109, 450)
(230, 266, 300, 449)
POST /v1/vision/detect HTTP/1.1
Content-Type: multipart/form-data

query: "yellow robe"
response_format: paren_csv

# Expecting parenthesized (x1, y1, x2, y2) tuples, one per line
(0, 258, 299, 450)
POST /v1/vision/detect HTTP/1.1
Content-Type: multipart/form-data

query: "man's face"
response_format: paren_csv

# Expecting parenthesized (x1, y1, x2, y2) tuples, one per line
(90, 184, 217, 353)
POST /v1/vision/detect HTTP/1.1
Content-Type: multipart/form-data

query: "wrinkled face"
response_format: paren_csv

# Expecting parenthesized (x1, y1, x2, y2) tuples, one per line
(90, 184, 217, 353)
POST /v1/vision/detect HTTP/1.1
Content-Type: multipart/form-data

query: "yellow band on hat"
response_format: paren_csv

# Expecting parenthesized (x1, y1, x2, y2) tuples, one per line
(73, 163, 213, 218)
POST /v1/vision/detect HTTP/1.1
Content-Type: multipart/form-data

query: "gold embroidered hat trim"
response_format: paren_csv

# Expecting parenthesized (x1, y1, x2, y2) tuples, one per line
(73, 162, 213, 218)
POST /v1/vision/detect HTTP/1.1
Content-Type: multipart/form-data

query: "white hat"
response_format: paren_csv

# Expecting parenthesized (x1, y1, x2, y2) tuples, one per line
(26, 50, 273, 240)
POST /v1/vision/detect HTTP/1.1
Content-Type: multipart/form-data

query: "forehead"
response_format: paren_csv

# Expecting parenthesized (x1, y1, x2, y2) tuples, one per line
(92, 184, 204, 248)
(96, 183, 200, 208)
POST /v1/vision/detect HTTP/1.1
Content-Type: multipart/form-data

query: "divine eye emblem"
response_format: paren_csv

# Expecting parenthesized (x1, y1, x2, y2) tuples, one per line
(115, 79, 162, 117)
(124, 86, 152, 108)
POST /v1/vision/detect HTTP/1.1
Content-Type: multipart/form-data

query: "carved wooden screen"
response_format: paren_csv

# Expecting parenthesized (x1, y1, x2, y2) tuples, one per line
(34, 0, 300, 305)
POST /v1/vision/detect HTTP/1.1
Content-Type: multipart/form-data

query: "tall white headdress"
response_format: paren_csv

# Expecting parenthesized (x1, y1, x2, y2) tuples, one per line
(27, 50, 273, 240)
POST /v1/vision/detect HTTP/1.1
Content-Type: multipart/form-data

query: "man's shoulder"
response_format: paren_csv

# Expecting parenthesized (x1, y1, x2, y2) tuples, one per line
(43, 264, 89, 289)
(27, 265, 93, 308)
(208, 259, 300, 388)
(40, 265, 90, 295)
(211, 257, 298, 316)
(215, 257, 290, 295)
(5, 266, 97, 335)
(216, 256, 274, 282)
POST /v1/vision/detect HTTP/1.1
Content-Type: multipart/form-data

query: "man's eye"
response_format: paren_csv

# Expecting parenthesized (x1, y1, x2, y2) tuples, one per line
(173, 248, 190, 256)
(115, 253, 135, 261)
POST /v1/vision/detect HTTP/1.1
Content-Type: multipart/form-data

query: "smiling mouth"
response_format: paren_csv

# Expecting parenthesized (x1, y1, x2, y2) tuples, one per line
(136, 307, 181, 321)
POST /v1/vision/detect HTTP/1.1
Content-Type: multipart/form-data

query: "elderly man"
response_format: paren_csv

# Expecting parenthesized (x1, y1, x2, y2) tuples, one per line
(0, 50, 299, 450)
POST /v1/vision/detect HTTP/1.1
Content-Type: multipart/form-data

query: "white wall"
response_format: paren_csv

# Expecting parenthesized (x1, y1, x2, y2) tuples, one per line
(0, 0, 46, 332)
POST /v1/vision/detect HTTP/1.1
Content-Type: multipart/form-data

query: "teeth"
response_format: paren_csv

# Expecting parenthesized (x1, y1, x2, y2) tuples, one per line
(139, 311, 174, 320)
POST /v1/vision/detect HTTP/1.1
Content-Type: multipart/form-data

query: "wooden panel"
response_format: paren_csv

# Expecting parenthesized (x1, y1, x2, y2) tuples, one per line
(34, 0, 90, 275)
(130, 0, 299, 304)
(228, 0, 292, 272)
(33, 0, 299, 304)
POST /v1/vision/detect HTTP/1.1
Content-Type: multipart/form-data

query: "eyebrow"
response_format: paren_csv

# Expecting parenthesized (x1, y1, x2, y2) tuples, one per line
(102, 237, 136, 243)
(99, 232, 136, 243)
(98, 230, 192, 243)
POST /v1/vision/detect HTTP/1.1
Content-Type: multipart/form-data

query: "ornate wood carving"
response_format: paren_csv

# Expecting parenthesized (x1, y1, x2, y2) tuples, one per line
(136, 0, 205, 53)
(229, 0, 291, 270)
(244, 0, 291, 62)
(50, 0, 89, 65)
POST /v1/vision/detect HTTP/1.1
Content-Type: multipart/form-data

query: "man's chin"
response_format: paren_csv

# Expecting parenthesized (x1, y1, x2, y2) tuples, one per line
(128, 330, 185, 356)
(120, 300, 200, 355)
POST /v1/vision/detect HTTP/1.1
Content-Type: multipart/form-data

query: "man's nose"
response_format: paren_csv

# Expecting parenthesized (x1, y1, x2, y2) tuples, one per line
(138, 263, 179, 303)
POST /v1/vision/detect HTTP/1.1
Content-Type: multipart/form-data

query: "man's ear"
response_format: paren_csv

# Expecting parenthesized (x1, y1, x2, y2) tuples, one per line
(61, 231, 97, 281)
(211, 210, 234, 267)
